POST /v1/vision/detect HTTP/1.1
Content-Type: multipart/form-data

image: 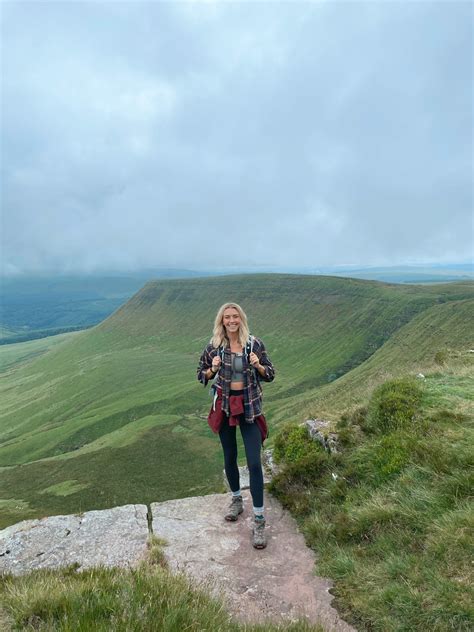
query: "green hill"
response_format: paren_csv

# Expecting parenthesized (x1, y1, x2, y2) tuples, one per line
(277, 296, 474, 421)
(0, 274, 472, 528)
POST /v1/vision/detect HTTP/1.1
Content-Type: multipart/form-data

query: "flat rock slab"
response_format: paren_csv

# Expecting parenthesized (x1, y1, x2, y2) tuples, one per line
(0, 504, 149, 576)
(151, 492, 355, 631)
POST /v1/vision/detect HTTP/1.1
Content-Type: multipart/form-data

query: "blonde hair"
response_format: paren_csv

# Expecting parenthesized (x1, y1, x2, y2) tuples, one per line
(211, 303, 250, 349)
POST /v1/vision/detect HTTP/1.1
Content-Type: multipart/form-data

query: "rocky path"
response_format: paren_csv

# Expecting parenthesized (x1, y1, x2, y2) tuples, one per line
(152, 490, 355, 631)
(1, 492, 355, 631)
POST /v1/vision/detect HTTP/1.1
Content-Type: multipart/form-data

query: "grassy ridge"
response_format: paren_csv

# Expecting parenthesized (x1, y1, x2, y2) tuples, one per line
(269, 364, 473, 631)
(0, 274, 472, 528)
(277, 297, 474, 421)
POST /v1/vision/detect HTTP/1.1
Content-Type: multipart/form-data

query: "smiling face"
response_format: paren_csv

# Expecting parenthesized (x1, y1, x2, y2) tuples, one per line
(222, 307, 241, 336)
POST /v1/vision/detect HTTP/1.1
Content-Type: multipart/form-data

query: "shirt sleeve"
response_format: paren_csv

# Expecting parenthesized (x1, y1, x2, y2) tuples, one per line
(197, 344, 216, 387)
(255, 338, 275, 382)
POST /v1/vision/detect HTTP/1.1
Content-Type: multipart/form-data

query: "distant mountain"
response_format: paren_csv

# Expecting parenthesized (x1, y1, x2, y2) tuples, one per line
(0, 270, 207, 343)
(0, 274, 472, 528)
(2, 264, 471, 343)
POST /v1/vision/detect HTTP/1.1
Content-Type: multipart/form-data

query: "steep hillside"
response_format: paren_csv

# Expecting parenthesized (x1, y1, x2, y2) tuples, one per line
(0, 274, 472, 528)
(276, 297, 474, 421)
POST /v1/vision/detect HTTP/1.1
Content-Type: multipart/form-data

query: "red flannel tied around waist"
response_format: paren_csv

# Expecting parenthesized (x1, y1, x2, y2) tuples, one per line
(208, 390, 268, 443)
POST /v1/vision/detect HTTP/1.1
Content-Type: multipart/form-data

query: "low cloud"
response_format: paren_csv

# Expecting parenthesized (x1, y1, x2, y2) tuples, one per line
(2, 1, 472, 275)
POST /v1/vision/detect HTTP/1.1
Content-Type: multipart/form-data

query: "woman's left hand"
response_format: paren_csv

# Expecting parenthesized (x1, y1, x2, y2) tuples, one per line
(249, 352, 261, 368)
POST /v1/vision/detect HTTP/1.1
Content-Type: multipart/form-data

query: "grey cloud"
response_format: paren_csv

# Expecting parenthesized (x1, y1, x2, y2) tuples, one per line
(1, 1, 472, 274)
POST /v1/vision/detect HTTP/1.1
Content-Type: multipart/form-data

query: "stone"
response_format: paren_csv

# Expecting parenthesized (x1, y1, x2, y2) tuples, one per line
(223, 465, 271, 491)
(150, 491, 355, 631)
(0, 504, 149, 576)
(263, 448, 281, 477)
(303, 419, 340, 454)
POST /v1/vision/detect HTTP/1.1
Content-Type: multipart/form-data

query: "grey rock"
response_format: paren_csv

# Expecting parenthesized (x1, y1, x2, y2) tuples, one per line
(304, 419, 340, 454)
(263, 448, 281, 477)
(223, 465, 271, 491)
(0, 504, 149, 576)
(150, 491, 355, 631)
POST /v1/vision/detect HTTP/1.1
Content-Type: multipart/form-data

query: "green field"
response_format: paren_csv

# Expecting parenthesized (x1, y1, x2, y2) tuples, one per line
(0, 274, 472, 529)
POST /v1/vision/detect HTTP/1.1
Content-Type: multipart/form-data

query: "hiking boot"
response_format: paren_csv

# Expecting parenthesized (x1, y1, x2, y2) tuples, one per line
(225, 495, 243, 521)
(252, 516, 267, 549)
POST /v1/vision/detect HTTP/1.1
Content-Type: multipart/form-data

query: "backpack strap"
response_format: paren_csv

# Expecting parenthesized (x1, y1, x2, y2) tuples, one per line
(246, 335, 258, 384)
(245, 335, 254, 359)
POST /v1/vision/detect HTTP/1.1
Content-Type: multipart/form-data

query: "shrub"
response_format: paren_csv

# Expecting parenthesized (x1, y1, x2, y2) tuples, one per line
(336, 426, 354, 447)
(273, 423, 322, 464)
(365, 377, 423, 434)
(338, 407, 368, 446)
(434, 350, 448, 365)
(285, 451, 330, 484)
(339, 406, 368, 428)
(269, 451, 330, 515)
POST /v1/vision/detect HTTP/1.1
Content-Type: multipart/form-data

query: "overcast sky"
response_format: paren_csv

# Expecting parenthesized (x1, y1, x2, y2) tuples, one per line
(1, 0, 472, 276)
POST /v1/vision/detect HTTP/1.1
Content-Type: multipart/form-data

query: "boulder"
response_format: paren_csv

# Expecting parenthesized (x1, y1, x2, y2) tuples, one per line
(0, 504, 149, 576)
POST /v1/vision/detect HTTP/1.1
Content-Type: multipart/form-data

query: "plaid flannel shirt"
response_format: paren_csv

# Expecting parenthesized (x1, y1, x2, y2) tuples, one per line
(197, 336, 275, 424)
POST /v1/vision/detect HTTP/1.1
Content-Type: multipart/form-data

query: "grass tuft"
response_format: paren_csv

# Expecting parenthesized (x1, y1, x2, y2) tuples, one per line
(365, 377, 423, 434)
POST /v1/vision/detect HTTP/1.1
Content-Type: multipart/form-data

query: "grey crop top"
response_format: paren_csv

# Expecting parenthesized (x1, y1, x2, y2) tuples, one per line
(231, 352, 244, 382)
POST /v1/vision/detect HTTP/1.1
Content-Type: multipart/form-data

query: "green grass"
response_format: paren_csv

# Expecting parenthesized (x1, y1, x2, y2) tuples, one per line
(0, 331, 79, 372)
(269, 366, 474, 631)
(0, 275, 472, 528)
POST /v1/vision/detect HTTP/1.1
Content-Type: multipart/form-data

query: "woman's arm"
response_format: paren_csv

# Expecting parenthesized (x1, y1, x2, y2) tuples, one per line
(197, 345, 219, 386)
(250, 338, 275, 382)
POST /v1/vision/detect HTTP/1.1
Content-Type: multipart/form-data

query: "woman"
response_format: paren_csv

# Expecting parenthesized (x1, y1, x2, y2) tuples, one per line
(197, 303, 275, 549)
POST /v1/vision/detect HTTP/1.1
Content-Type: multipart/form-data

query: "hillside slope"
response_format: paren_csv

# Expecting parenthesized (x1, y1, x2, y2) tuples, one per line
(0, 274, 472, 528)
(276, 297, 474, 421)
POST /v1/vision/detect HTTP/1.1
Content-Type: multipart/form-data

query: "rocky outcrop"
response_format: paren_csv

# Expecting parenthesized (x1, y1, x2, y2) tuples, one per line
(0, 492, 355, 631)
(0, 504, 149, 575)
(303, 419, 340, 453)
(151, 491, 355, 631)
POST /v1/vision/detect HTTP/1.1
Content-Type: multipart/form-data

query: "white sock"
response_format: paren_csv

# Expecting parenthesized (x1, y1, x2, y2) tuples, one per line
(232, 490, 242, 498)
(253, 506, 264, 518)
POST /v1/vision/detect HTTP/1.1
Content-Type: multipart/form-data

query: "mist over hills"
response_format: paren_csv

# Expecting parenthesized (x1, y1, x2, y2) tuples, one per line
(0, 274, 472, 528)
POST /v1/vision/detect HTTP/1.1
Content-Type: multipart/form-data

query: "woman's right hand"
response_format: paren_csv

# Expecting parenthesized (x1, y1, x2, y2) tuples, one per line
(211, 357, 221, 372)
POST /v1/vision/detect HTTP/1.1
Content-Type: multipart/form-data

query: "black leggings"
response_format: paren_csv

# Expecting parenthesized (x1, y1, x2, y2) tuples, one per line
(219, 414, 263, 508)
